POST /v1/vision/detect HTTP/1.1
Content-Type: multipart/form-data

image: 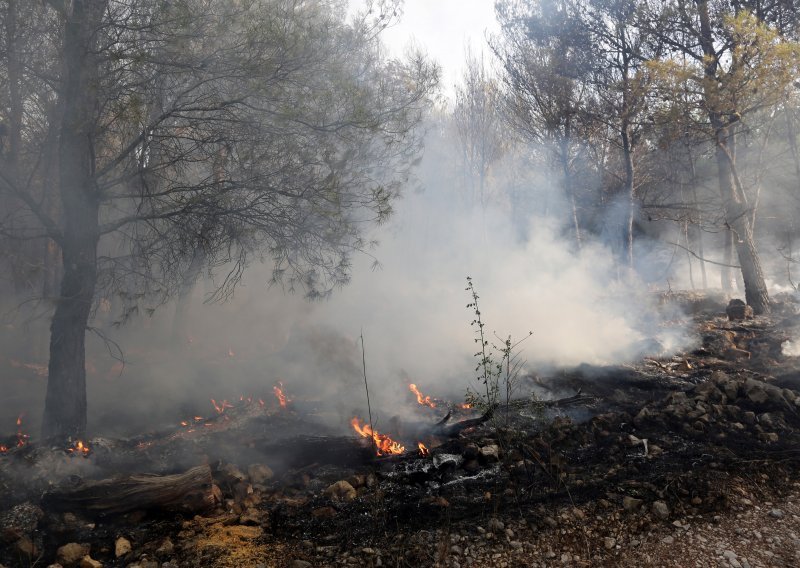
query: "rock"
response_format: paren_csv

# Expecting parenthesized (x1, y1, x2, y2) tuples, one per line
(114, 537, 131, 558)
(604, 537, 616, 550)
(57, 543, 90, 566)
(462, 443, 480, 460)
(622, 496, 643, 512)
(79, 557, 102, 568)
(727, 299, 753, 321)
(247, 463, 274, 485)
(487, 518, 504, 532)
(745, 381, 769, 405)
(723, 550, 742, 568)
(0, 502, 44, 536)
(769, 508, 784, 519)
(652, 501, 670, 520)
(290, 561, 312, 568)
(661, 535, 674, 544)
(324, 480, 357, 502)
(451, 545, 463, 556)
(156, 537, 174, 556)
(462, 459, 481, 474)
(220, 463, 247, 483)
(759, 432, 779, 443)
(479, 445, 500, 463)
(543, 516, 558, 528)
(347, 474, 366, 488)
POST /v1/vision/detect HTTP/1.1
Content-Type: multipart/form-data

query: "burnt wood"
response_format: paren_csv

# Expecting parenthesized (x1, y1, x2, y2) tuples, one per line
(42, 464, 219, 516)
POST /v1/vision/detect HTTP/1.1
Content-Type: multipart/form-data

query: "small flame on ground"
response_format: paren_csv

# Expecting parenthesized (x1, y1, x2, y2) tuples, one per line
(418, 442, 429, 456)
(409, 383, 436, 408)
(67, 440, 91, 456)
(273, 382, 291, 408)
(227, 347, 235, 357)
(460, 403, 472, 409)
(211, 399, 233, 414)
(351, 417, 405, 456)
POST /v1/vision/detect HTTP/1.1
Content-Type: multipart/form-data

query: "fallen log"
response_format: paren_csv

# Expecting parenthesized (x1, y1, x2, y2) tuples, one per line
(42, 464, 220, 516)
(258, 435, 375, 469)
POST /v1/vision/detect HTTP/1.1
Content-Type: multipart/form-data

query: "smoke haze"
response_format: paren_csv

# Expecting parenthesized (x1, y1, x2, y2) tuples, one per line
(1, 135, 699, 439)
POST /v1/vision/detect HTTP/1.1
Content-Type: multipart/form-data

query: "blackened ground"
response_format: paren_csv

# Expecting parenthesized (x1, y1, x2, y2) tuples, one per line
(3, 292, 800, 567)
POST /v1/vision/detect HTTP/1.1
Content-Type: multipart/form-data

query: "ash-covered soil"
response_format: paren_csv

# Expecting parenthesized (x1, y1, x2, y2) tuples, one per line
(2, 291, 800, 567)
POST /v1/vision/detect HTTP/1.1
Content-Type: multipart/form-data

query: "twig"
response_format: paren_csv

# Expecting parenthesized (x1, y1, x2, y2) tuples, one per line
(666, 241, 741, 268)
(360, 329, 373, 434)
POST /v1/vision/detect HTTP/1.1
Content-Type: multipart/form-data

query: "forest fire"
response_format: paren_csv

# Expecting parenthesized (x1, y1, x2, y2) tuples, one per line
(417, 442, 429, 456)
(350, 417, 405, 456)
(273, 382, 291, 408)
(2, 414, 31, 452)
(210, 399, 233, 414)
(409, 383, 436, 408)
(66, 440, 90, 456)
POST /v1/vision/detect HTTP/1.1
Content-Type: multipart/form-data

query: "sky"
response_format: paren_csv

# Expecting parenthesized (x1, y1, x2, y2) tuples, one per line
(348, 0, 501, 99)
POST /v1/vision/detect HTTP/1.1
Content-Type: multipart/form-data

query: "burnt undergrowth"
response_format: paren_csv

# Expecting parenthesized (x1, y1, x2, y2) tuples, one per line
(3, 293, 800, 566)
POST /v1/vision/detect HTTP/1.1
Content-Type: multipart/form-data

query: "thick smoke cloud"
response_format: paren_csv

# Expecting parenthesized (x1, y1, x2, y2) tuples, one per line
(1, 136, 697, 440)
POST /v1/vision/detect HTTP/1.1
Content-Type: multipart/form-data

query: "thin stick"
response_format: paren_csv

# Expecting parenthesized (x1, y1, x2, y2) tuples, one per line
(360, 329, 374, 433)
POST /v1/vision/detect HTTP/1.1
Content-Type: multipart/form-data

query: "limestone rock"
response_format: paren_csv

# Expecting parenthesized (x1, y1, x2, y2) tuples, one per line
(247, 464, 274, 485)
(56, 543, 90, 567)
(324, 480, 357, 502)
(79, 556, 102, 568)
(114, 537, 131, 558)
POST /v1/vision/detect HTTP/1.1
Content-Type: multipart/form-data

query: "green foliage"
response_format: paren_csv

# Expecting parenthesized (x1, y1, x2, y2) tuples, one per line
(464, 276, 532, 417)
(645, 10, 800, 131)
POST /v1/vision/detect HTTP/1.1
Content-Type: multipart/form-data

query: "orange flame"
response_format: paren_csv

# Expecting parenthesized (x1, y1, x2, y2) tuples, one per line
(211, 399, 232, 414)
(273, 382, 290, 408)
(460, 403, 472, 409)
(67, 440, 90, 455)
(351, 417, 405, 456)
(13, 415, 28, 448)
(418, 442, 429, 456)
(409, 383, 436, 408)
(0, 445, 7, 453)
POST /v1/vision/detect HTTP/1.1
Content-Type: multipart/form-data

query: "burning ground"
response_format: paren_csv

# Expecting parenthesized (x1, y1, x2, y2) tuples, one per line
(3, 292, 800, 567)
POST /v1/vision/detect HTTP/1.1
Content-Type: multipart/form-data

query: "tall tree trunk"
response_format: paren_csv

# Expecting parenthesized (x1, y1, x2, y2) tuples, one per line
(558, 137, 582, 250)
(42, 0, 106, 441)
(621, 126, 635, 270)
(715, 138, 770, 312)
(697, 0, 770, 313)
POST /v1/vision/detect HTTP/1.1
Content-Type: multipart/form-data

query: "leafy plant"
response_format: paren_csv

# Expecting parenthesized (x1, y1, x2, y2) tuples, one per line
(464, 276, 532, 418)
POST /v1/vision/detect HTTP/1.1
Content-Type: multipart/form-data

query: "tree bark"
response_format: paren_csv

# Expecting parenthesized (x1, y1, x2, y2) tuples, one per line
(697, 0, 770, 313)
(42, 465, 219, 516)
(42, 0, 106, 440)
(558, 135, 582, 250)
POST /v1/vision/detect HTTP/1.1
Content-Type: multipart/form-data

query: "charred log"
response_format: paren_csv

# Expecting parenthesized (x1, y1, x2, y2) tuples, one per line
(42, 464, 219, 516)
